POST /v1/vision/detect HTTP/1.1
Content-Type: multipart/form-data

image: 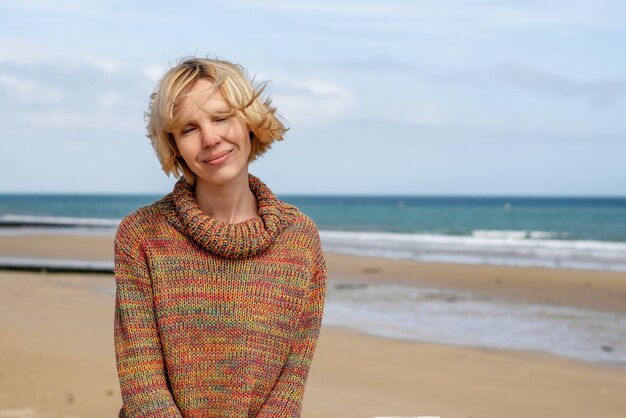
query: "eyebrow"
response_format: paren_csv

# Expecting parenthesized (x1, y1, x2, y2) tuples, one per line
(171, 104, 234, 128)
(212, 108, 233, 115)
(178, 108, 231, 121)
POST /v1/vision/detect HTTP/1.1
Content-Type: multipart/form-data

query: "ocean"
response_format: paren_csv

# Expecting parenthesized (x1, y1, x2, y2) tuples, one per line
(1, 193, 626, 272)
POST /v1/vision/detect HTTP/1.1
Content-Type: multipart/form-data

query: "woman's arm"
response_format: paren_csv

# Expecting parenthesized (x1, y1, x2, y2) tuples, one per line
(256, 234, 327, 417)
(114, 233, 183, 417)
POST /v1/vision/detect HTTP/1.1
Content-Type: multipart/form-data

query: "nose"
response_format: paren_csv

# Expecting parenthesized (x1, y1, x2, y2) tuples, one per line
(200, 124, 221, 148)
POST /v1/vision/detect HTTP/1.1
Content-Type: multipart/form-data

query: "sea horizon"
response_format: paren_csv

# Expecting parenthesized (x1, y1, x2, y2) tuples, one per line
(1, 193, 626, 272)
(1, 192, 626, 198)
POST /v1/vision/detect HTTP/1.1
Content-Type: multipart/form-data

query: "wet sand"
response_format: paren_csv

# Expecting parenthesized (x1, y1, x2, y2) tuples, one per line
(1, 234, 625, 417)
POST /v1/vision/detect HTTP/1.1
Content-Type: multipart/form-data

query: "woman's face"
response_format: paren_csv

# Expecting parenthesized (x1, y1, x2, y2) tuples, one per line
(171, 78, 251, 189)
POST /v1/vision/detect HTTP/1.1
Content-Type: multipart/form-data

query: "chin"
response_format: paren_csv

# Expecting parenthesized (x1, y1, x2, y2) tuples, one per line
(197, 166, 248, 187)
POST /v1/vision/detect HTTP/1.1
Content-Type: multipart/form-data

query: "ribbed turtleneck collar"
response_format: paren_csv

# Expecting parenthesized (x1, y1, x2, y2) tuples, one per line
(159, 174, 291, 259)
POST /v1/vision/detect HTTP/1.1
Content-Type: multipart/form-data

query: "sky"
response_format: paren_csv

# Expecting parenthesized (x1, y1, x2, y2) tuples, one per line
(1, 0, 625, 196)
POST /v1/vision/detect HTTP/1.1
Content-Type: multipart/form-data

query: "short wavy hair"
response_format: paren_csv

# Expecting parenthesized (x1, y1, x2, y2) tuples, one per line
(146, 57, 287, 185)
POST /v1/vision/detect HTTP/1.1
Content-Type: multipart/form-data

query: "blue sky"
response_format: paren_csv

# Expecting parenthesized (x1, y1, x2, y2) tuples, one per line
(1, 0, 625, 195)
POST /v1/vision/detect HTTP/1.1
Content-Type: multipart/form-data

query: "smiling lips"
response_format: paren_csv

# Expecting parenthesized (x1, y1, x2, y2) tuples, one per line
(203, 150, 232, 165)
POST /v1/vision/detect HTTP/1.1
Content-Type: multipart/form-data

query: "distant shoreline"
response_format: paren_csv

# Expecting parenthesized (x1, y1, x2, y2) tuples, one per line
(2, 222, 626, 272)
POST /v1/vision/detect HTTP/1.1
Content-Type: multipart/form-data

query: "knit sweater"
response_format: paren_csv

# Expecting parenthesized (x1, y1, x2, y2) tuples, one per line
(113, 174, 327, 417)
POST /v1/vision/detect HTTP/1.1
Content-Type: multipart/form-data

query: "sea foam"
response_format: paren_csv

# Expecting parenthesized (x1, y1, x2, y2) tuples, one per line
(320, 230, 626, 272)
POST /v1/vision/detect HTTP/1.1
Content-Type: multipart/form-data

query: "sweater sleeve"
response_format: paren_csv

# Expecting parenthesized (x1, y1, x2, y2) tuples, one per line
(256, 230, 327, 417)
(114, 235, 183, 417)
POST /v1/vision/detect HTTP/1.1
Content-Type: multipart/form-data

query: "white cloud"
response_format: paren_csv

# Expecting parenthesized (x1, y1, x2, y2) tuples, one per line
(0, 60, 152, 133)
(98, 91, 123, 108)
(0, 38, 123, 74)
(20, 109, 140, 131)
(144, 65, 167, 83)
(0, 73, 63, 104)
(418, 62, 626, 108)
(269, 78, 355, 126)
(0, 73, 37, 96)
(497, 63, 626, 107)
(78, 56, 121, 74)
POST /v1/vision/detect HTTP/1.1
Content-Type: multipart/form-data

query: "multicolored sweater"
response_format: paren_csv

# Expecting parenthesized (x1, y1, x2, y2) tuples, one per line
(113, 174, 327, 417)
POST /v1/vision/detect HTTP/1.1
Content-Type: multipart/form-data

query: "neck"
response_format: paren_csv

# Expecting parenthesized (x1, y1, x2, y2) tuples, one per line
(193, 171, 259, 224)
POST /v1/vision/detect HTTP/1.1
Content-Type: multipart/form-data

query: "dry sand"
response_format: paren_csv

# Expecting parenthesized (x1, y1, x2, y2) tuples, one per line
(1, 234, 625, 418)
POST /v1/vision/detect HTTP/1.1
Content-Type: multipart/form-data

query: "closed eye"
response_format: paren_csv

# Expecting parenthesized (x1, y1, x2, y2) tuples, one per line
(214, 109, 234, 123)
(181, 126, 196, 135)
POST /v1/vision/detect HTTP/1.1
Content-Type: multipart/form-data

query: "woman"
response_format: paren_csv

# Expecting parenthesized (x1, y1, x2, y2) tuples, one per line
(113, 57, 327, 417)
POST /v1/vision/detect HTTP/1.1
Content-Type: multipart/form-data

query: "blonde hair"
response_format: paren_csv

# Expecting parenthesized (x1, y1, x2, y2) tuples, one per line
(146, 57, 287, 185)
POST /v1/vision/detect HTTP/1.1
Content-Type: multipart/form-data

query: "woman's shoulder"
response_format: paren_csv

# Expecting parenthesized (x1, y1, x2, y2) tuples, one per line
(276, 201, 326, 274)
(276, 200, 323, 250)
(278, 200, 319, 232)
(115, 195, 172, 247)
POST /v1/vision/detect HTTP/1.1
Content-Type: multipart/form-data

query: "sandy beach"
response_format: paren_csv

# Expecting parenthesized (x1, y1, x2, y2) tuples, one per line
(1, 234, 625, 417)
